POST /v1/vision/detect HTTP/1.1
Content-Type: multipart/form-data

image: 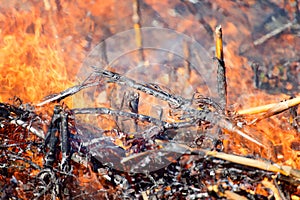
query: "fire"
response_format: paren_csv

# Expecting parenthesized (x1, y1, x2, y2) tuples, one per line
(0, 0, 299, 165)
(0, 11, 62, 103)
(0, 0, 300, 198)
(0, 0, 90, 105)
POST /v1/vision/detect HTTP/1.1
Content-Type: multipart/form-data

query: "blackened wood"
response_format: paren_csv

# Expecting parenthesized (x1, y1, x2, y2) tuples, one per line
(94, 68, 263, 146)
(72, 107, 199, 130)
(215, 25, 227, 112)
(37, 81, 99, 106)
(44, 105, 61, 167)
(60, 111, 70, 171)
(216, 58, 227, 112)
(94, 68, 190, 108)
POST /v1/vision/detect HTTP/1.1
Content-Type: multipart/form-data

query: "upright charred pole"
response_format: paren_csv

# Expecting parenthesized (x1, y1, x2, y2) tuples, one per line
(132, 0, 145, 62)
(215, 25, 227, 112)
(44, 105, 70, 171)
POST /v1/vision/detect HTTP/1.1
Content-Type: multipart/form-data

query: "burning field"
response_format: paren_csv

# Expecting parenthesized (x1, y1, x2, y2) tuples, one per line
(1, 0, 300, 199)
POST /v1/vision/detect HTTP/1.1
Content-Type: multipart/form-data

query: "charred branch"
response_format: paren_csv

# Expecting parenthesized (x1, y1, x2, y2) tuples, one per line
(215, 25, 227, 112)
(1, 98, 299, 199)
(93, 68, 263, 146)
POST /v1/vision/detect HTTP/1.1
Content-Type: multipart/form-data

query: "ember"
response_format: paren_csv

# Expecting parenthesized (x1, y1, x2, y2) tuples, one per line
(1, 0, 300, 199)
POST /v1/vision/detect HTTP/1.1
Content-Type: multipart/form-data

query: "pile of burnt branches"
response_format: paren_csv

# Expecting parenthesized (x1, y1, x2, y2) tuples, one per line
(1, 25, 300, 200)
(1, 65, 300, 199)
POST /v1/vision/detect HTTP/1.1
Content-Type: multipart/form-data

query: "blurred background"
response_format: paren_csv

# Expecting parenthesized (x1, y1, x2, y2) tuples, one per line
(1, 0, 299, 105)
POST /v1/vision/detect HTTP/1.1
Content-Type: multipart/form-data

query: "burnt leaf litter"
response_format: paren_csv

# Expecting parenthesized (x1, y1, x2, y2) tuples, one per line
(1, 66, 300, 199)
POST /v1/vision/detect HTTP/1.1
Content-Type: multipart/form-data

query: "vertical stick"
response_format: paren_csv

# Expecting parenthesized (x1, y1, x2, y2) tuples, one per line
(44, 105, 61, 168)
(215, 25, 223, 62)
(132, 0, 145, 62)
(215, 25, 227, 112)
(290, 0, 300, 23)
(60, 111, 70, 171)
(183, 40, 191, 77)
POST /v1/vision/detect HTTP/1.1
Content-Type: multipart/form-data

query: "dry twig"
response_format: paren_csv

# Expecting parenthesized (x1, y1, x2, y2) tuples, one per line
(253, 22, 293, 46)
(237, 96, 300, 123)
(261, 178, 285, 200)
(121, 141, 300, 179)
(132, 0, 145, 61)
